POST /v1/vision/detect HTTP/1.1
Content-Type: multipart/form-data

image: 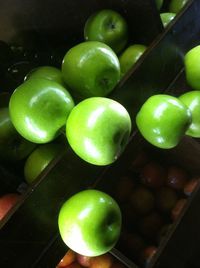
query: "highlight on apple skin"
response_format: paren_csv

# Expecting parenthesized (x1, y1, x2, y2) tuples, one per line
(58, 189, 122, 257)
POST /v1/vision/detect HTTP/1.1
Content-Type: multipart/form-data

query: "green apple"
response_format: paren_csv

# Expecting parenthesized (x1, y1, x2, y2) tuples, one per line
(179, 90, 200, 137)
(0, 107, 36, 162)
(169, 0, 189, 13)
(184, 45, 200, 90)
(24, 143, 63, 184)
(62, 41, 120, 99)
(84, 9, 128, 54)
(136, 94, 192, 149)
(66, 97, 132, 166)
(24, 66, 65, 86)
(155, 0, 163, 10)
(9, 78, 74, 144)
(119, 44, 147, 77)
(58, 189, 122, 256)
(160, 13, 176, 28)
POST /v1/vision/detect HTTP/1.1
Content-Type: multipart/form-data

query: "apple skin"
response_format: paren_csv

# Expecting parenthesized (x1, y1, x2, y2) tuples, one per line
(9, 78, 74, 144)
(160, 13, 176, 28)
(169, 0, 189, 13)
(119, 44, 147, 77)
(66, 97, 131, 166)
(184, 46, 200, 90)
(136, 94, 192, 149)
(84, 9, 128, 54)
(0, 107, 36, 162)
(57, 249, 76, 267)
(24, 143, 63, 184)
(58, 189, 122, 257)
(179, 91, 200, 137)
(24, 66, 65, 86)
(62, 41, 120, 99)
(0, 193, 21, 220)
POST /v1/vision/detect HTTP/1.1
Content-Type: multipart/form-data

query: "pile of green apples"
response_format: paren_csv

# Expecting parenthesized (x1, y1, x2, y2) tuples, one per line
(136, 44, 200, 149)
(157, 0, 189, 28)
(0, 8, 148, 258)
(5, 8, 150, 170)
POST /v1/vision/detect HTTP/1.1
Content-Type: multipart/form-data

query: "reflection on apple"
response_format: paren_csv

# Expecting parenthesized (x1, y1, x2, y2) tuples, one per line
(58, 189, 122, 257)
(66, 97, 131, 166)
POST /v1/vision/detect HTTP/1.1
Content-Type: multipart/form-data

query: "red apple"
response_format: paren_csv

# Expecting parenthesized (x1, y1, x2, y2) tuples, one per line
(66, 263, 83, 268)
(121, 231, 146, 255)
(0, 193, 21, 220)
(130, 186, 155, 215)
(76, 254, 91, 267)
(139, 211, 164, 240)
(140, 161, 166, 188)
(140, 246, 157, 267)
(166, 166, 188, 191)
(57, 249, 76, 267)
(90, 253, 114, 268)
(129, 150, 149, 173)
(156, 187, 178, 213)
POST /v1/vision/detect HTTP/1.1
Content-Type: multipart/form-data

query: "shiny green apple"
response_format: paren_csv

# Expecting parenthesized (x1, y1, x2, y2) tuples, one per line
(160, 13, 176, 28)
(24, 143, 63, 184)
(169, 0, 189, 13)
(62, 41, 120, 99)
(0, 107, 36, 162)
(184, 45, 200, 90)
(24, 66, 65, 86)
(179, 90, 200, 137)
(136, 94, 192, 149)
(58, 189, 122, 256)
(84, 9, 128, 54)
(66, 97, 132, 166)
(119, 44, 147, 77)
(9, 78, 74, 143)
